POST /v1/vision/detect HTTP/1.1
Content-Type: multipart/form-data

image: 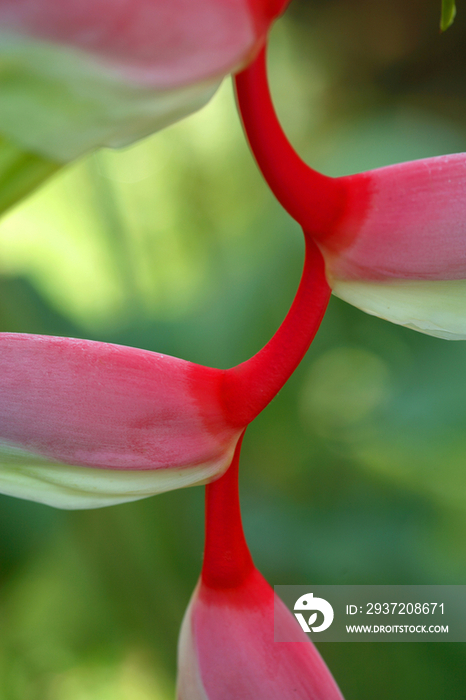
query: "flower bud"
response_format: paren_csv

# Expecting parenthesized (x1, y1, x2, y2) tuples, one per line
(177, 568, 345, 700)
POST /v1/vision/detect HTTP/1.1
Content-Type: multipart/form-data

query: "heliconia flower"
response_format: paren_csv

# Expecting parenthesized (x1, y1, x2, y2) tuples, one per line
(0, 0, 289, 162)
(235, 46, 466, 340)
(0, 238, 329, 509)
(177, 435, 345, 699)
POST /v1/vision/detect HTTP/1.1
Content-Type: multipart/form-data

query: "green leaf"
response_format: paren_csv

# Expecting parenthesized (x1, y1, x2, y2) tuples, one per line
(440, 0, 457, 31)
(0, 135, 60, 218)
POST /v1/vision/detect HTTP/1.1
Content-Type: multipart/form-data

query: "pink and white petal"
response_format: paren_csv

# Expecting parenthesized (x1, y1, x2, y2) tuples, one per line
(0, 33, 221, 161)
(331, 277, 466, 340)
(0, 333, 241, 508)
(325, 153, 466, 283)
(0, 442, 236, 509)
(177, 570, 344, 700)
(0, 0, 289, 160)
(0, 0, 281, 87)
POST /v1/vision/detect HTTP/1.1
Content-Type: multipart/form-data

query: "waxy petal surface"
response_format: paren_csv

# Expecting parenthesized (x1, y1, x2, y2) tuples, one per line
(0, 0, 287, 87)
(320, 153, 466, 339)
(0, 34, 220, 162)
(177, 569, 345, 700)
(0, 334, 241, 508)
(0, 445, 235, 510)
(0, 0, 288, 160)
(331, 277, 466, 340)
(327, 153, 466, 282)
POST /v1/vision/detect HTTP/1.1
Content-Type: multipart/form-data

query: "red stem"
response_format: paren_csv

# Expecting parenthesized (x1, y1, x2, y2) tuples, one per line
(203, 43, 336, 589)
(202, 432, 254, 589)
(234, 45, 346, 237)
(220, 44, 336, 427)
(222, 239, 330, 426)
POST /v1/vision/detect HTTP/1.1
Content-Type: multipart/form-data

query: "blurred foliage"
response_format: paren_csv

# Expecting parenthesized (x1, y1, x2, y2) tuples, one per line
(1, 1, 466, 698)
(441, 0, 457, 31)
(0, 136, 60, 218)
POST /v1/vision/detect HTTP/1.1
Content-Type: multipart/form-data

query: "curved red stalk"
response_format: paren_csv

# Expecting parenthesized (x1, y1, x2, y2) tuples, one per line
(234, 45, 347, 237)
(202, 432, 254, 589)
(222, 46, 336, 427)
(223, 239, 330, 426)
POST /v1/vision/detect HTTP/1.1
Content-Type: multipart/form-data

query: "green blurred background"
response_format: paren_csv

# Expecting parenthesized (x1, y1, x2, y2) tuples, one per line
(1, 0, 466, 697)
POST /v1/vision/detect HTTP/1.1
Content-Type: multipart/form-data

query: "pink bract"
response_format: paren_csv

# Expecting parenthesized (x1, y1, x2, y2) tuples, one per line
(0, 0, 289, 87)
(178, 570, 345, 700)
(235, 47, 466, 339)
(0, 0, 289, 160)
(0, 333, 237, 470)
(0, 333, 241, 508)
